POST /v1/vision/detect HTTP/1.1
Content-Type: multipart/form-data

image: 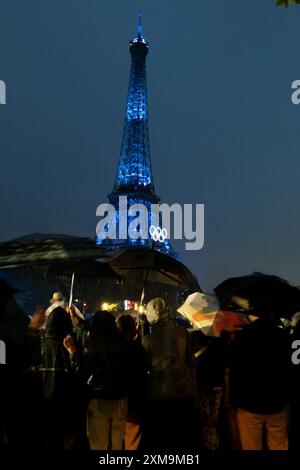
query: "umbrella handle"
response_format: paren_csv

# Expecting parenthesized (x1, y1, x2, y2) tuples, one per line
(69, 272, 75, 308)
(137, 287, 145, 338)
(140, 287, 145, 306)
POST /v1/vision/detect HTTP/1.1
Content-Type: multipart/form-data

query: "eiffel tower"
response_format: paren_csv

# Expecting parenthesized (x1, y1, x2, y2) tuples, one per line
(97, 14, 174, 257)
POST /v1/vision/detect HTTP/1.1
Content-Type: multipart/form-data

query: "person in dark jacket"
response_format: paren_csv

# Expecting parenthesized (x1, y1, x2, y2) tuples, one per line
(116, 314, 148, 450)
(64, 310, 130, 450)
(142, 298, 197, 449)
(0, 280, 27, 448)
(40, 307, 82, 449)
(192, 330, 230, 450)
(228, 310, 290, 450)
(0, 279, 57, 449)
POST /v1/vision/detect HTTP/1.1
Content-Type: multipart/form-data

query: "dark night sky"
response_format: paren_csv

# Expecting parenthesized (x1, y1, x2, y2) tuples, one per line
(1, 0, 300, 292)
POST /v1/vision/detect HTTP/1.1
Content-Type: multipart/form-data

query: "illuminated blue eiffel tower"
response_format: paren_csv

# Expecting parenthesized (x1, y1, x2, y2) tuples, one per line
(97, 14, 174, 256)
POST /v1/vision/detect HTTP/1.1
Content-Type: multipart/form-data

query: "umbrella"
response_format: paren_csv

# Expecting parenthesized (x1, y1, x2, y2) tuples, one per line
(45, 258, 120, 280)
(0, 233, 104, 269)
(45, 259, 121, 308)
(211, 310, 253, 336)
(0, 234, 109, 315)
(214, 271, 300, 319)
(177, 292, 252, 336)
(177, 292, 219, 334)
(101, 247, 200, 292)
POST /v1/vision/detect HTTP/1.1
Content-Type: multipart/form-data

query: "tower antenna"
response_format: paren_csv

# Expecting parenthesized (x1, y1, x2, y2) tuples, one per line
(138, 9, 143, 37)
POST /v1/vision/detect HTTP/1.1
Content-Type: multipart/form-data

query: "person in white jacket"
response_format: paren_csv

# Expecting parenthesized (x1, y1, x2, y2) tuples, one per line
(44, 292, 84, 330)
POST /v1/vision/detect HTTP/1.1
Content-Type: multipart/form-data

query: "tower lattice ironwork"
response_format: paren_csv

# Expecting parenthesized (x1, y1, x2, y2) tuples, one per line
(97, 14, 175, 256)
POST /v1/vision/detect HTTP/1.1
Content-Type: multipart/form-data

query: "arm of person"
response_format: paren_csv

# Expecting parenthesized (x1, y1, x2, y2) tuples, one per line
(63, 334, 85, 377)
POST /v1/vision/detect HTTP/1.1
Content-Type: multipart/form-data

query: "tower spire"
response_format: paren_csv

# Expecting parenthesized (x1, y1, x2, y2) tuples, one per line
(112, 14, 152, 194)
(137, 9, 142, 38)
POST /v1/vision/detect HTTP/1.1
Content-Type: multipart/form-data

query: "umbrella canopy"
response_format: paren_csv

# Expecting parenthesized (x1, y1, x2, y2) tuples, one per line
(0, 233, 104, 269)
(45, 259, 120, 310)
(211, 310, 252, 336)
(101, 247, 200, 291)
(45, 258, 120, 280)
(214, 272, 300, 319)
(177, 292, 219, 334)
(177, 292, 252, 336)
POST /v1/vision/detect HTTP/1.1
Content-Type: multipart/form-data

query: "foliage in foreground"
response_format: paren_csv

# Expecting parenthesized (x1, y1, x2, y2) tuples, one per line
(277, 0, 300, 7)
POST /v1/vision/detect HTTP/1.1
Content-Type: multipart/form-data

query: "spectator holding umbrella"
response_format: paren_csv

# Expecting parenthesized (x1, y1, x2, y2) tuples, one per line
(142, 298, 197, 449)
(214, 272, 300, 450)
(228, 301, 290, 450)
(45, 291, 85, 331)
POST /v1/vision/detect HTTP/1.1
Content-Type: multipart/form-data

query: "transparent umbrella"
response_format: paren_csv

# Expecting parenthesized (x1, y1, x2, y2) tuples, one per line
(177, 291, 253, 336)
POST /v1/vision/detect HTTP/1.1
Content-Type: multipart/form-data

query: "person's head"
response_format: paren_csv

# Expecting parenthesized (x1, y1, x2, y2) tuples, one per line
(45, 307, 73, 339)
(89, 310, 117, 340)
(49, 292, 63, 304)
(116, 314, 137, 341)
(146, 298, 170, 326)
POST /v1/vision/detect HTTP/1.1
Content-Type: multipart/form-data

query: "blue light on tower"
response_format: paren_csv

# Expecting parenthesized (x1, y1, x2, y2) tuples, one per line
(113, 12, 153, 193)
(97, 13, 175, 257)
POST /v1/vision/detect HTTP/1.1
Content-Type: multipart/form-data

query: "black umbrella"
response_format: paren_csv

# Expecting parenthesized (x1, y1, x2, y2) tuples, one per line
(0, 233, 104, 269)
(214, 272, 300, 319)
(101, 247, 200, 292)
(44, 259, 120, 310)
(45, 259, 120, 280)
(0, 234, 110, 313)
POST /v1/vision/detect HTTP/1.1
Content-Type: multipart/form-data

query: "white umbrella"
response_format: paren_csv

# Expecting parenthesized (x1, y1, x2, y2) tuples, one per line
(177, 292, 219, 334)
